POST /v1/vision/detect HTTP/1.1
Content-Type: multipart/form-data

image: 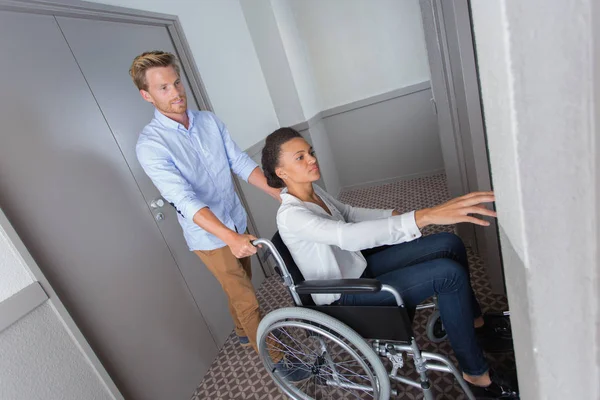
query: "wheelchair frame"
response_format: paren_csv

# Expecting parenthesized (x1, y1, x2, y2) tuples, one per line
(255, 238, 476, 400)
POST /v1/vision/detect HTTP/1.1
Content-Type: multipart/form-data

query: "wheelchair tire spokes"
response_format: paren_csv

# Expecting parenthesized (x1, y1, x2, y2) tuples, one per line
(257, 308, 391, 400)
(270, 323, 375, 398)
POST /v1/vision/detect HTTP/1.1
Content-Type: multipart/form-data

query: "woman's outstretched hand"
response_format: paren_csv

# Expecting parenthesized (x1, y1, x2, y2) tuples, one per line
(414, 191, 497, 229)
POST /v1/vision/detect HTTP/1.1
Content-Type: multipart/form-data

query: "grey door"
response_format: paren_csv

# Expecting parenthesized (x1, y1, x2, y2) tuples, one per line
(0, 11, 216, 399)
(55, 15, 266, 349)
(419, 0, 505, 293)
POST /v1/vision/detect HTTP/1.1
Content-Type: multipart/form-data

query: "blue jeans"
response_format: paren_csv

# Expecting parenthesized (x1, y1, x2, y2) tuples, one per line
(339, 232, 488, 376)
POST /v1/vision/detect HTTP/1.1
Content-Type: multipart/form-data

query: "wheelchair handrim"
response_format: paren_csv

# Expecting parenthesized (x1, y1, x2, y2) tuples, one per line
(259, 320, 382, 400)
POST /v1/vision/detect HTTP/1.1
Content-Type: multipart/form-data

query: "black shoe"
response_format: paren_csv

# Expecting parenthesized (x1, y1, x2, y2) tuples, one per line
(476, 313, 514, 353)
(467, 368, 519, 399)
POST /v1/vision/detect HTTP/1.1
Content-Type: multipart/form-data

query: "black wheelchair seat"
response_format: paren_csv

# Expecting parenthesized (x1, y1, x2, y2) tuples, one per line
(271, 232, 415, 343)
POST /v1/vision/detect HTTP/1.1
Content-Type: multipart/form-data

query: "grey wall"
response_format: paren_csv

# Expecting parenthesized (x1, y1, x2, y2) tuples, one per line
(471, 0, 599, 399)
(321, 82, 443, 191)
(237, 147, 280, 249)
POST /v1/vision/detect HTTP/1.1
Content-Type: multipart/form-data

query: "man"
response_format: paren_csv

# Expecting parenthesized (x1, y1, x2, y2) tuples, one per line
(129, 51, 308, 381)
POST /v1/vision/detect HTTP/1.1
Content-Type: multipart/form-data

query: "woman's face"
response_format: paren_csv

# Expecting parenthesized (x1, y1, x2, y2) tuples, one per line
(276, 137, 321, 185)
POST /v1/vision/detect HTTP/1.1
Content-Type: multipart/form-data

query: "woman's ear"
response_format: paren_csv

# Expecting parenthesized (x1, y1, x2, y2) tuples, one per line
(275, 166, 286, 181)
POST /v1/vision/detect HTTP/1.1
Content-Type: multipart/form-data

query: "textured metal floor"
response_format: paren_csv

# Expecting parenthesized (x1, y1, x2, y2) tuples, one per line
(191, 174, 515, 399)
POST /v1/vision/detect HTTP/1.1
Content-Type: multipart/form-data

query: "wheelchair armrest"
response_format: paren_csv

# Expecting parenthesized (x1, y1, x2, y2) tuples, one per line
(294, 278, 382, 295)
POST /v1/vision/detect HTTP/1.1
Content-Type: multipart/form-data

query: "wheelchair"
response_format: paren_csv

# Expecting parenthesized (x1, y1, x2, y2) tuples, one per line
(254, 234, 476, 400)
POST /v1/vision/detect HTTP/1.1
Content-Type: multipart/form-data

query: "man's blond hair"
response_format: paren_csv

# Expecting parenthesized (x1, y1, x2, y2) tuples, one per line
(129, 51, 181, 91)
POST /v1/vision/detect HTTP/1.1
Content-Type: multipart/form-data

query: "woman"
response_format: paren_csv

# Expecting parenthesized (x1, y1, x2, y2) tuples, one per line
(261, 127, 518, 399)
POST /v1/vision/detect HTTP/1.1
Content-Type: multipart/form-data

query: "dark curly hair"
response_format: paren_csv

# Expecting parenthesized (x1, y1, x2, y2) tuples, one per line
(261, 127, 303, 188)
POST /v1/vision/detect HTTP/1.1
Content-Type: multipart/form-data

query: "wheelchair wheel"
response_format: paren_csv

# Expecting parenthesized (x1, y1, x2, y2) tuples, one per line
(426, 310, 448, 343)
(257, 307, 390, 400)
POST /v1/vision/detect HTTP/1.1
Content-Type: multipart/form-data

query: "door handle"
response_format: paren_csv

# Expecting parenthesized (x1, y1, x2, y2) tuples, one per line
(430, 98, 438, 115)
(150, 198, 165, 209)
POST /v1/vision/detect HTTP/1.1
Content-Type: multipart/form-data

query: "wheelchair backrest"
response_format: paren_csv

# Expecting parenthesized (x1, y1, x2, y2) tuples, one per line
(271, 232, 317, 306)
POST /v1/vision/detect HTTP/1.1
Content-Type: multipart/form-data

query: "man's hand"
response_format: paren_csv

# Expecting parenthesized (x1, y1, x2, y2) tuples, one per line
(415, 191, 497, 229)
(225, 232, 259, 259)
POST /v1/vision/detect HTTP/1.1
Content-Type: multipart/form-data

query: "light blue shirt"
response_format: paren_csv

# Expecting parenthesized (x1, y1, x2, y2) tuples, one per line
(136, 109, 258, 251)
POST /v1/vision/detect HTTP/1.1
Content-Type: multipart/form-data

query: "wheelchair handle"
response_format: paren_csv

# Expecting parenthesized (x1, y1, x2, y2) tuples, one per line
(252, 238, 300, 282)
(252, 238, 277, 256)
(252, 238, 287, 275)
(252, 238, 303, 305)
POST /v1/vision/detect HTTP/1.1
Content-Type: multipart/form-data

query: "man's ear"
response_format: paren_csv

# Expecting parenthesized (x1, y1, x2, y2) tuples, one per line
(140, 89, 154, 104)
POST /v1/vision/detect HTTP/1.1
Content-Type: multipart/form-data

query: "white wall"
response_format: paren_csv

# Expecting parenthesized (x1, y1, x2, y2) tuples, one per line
(91, 0, 280, 150)
(270, 0, 322, 120)
(471, 1, 599, 399)
(241, 0, 438, 193)
(290, 0, 430, 109)
(1, 303, 115, 400)
(0, 212, 118, 400)
(240, 0, 305, 126)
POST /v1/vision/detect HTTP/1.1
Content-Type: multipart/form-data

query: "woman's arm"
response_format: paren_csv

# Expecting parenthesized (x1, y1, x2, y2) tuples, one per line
(414, 192, 497, 228)
(323, 187, 496, 227)
(318, 187, 393, 222)
(279, 191, 496, 251)
(278, 206, 421, 252)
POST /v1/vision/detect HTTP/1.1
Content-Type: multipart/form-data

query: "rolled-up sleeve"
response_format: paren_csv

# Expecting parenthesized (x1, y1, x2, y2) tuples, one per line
(136, 142, 206, 221)
(212, 114, 258, 182)
(278, 206, 422, 252)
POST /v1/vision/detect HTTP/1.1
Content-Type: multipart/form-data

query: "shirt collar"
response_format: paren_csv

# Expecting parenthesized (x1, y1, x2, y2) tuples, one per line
(153, 109, 194, 131)
(280, 185, 335, 217)
(280, 187, 297, 205)
(280, 186, 316, 206)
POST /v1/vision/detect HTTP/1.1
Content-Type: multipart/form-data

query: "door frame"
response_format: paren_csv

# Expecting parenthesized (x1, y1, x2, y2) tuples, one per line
(0, 0, 270, 277)
(419, 0, 505, 293)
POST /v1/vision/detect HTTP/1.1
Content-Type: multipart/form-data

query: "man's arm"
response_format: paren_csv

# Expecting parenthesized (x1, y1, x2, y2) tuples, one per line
(247, 167, 281, 202)
(211, 114, 280, 201)
(192, 207, 258, 258)
(137, 142, 257, 258)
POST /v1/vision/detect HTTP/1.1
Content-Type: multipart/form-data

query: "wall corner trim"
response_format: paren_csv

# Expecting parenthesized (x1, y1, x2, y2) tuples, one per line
(244, 80, 433, 156)
(0, 282, 48, 334)
(321, 80, 431, 119)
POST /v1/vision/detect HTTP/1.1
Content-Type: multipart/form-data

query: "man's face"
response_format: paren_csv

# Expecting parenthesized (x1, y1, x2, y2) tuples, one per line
(140, 66, 187, 115)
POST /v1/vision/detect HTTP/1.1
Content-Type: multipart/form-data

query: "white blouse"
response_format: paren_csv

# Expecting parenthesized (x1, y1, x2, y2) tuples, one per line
(277, 185, 422, 305)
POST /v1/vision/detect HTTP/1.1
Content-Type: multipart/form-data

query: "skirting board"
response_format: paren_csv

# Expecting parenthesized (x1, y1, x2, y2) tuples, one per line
(339, 169, 445, 194)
